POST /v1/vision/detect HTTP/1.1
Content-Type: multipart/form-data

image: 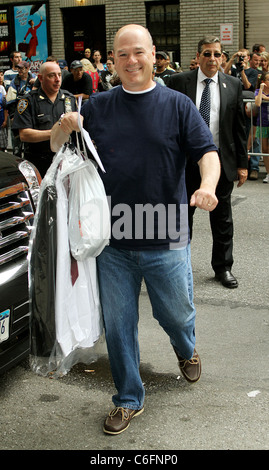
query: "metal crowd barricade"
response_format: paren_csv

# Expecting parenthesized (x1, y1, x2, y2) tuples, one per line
(244, 98, 269, 158)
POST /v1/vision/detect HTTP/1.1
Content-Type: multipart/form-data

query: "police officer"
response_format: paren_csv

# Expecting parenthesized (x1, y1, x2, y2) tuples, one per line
(12, 61, 77, 177)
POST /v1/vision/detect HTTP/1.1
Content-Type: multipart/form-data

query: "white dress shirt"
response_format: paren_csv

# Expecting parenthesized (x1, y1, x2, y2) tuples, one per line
(196, 68, 220, 148)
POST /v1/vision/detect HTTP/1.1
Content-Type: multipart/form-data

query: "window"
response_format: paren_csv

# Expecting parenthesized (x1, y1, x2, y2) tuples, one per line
(146, 1, 180, 61)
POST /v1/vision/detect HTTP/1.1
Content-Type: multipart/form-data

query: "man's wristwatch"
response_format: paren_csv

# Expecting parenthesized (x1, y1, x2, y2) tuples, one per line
(58, 113, 65, 126)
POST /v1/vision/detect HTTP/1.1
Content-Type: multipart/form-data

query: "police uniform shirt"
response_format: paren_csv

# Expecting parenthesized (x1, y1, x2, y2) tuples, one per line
(12, 87, 76, 174)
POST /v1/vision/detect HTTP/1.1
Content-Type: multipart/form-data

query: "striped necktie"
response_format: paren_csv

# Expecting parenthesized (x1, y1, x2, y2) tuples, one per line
(199, 78, 212, 127)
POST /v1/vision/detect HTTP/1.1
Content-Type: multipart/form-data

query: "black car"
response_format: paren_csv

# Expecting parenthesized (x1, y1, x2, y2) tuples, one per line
(0, 151, 41, 374)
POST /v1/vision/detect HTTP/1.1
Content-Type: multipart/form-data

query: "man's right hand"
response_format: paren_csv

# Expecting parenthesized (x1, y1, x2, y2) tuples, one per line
(50, 112, 83, 152)
(59, 112, 83, 134)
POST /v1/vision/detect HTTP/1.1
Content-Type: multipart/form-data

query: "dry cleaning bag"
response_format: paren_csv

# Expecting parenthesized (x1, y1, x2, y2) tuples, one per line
(29, 130, 110, 376)
(68, 157, 110, 260)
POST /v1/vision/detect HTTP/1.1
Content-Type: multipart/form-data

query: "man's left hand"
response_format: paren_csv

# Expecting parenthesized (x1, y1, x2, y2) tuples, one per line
(190, 188, 218, 212)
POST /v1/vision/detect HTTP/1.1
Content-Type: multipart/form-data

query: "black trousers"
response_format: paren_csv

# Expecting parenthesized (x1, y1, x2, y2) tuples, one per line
(186, 160, 234, 274)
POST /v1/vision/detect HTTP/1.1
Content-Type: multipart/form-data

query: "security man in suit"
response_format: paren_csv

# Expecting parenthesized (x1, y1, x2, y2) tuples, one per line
(12, 61, 77, 177)
(168, 36, 248, 288)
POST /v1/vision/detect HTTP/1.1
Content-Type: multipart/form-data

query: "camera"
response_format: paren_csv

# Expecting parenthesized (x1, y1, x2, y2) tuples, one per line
(235, 55, 245, 72)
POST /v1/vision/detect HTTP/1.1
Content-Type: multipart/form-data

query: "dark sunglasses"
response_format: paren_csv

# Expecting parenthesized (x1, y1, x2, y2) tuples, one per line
(202, 52, 222, 58)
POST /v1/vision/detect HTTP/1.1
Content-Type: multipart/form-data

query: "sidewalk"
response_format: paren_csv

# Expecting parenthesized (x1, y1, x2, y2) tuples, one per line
(0, 164, 268, 451)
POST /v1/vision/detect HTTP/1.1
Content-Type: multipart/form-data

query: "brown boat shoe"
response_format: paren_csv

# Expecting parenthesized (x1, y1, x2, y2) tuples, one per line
(103, 406, 144, 435)
(173, 347, 201, 383)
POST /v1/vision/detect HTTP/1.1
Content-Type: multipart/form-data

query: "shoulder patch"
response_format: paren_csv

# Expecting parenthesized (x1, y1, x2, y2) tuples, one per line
(17, 99, 29, 114)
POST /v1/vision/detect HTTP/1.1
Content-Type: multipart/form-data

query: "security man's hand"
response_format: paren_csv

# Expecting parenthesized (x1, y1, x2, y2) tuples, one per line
(237, 168, 248, 187)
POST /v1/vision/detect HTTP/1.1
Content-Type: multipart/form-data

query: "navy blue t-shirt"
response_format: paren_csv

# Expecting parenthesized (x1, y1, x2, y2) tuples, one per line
(81, 84, 217, 250)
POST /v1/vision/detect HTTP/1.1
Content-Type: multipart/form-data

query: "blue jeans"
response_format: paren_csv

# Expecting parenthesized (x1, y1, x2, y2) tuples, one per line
(97, 244, 196, 410)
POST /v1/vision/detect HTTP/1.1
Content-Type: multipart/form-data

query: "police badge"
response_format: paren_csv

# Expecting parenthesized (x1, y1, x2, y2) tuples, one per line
(17, 99, 29, 114)
(64, 96, 73, 113)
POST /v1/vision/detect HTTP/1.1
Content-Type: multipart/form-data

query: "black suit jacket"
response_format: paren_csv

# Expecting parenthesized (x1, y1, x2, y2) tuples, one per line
(168, 69, 248, 182)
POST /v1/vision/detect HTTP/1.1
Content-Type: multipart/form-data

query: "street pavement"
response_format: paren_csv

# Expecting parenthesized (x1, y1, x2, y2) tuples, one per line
(0, 165, 268, 452)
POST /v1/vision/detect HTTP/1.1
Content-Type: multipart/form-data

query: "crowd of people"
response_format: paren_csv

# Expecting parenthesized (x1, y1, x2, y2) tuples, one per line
(0, 48, 121, 157)
(0, 41, 268, 182)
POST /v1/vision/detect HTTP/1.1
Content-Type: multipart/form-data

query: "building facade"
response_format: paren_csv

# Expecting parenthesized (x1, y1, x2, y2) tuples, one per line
(0, 0, 268, 73)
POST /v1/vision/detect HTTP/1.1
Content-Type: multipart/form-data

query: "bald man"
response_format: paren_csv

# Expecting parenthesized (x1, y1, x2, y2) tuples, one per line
(12, 61, 76, 177)
(51, 24, 220, 435)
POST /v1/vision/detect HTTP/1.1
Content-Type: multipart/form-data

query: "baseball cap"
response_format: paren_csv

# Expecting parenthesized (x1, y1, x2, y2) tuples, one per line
(58, 59, 68, 69)
(17, 61, 30, 68)
(156, 51, 169, 60)
(70, 60, 83, 69)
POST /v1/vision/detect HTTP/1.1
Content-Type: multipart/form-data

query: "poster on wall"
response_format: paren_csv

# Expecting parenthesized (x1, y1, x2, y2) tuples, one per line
(14, 3, 48, 73)
(0, 9, 11, 71)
